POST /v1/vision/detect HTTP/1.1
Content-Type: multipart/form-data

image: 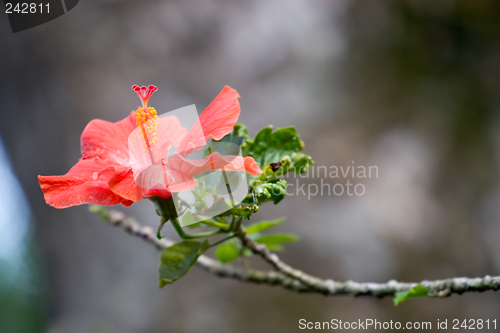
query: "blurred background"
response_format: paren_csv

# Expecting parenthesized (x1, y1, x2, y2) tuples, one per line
(1, 0, 500, 332)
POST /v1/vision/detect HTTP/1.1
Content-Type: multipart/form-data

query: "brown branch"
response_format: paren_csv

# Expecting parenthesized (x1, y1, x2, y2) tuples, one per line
(91, 207, 500, 298)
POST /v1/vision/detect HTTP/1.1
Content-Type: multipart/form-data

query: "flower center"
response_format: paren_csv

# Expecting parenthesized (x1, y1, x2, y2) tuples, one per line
(135, 106, 159, 150)
(132, 85, 159, 152)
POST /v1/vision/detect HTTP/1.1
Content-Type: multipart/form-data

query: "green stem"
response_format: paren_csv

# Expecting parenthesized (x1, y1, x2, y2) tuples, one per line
(213, 216, 226, 224)
(201, 219, 230, 230)
(170, 217, 225, 239)
(208, 234, 238, 249)
(229, 216, 235, 231)
(151, 196, 226, 239)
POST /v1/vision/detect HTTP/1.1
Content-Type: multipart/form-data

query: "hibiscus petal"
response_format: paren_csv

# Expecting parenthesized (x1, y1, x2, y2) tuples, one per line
(133, 162, 198, 194)
(144, 188, 172, 200)
(176, 86, 241, 157)
(81, 111, 137, 166)
(122, 200, 134, 207)
(167, 152, 263, 177)
(241, 156, 263, 176)
(38, 159, 128, 208)
(128, 115, 186, 174)
(107, 167, 148, 203)
(163, 168, 199, 192)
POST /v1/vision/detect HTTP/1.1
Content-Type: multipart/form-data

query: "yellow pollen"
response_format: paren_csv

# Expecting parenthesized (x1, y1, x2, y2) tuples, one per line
(135, 106, 158, 151)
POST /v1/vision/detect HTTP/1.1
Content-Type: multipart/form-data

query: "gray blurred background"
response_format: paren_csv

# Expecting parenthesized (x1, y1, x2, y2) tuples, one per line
(1, 0, 500, 332)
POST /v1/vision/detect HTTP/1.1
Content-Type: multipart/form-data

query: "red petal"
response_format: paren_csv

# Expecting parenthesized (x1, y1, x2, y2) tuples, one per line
(167, 152, 263, 177)
(81, 111, 136, 166)
(144, 188, 172, 199)
(133, 162, 198, 193)
(38, 159, 128, 208)
(122, 200, 134, 207)
(242, 156, 263, 176)
(108, 167, 148, 203)
(128, 115, 186, 172)
(155, 115, 187, 156)
(176, 86, 240, 156)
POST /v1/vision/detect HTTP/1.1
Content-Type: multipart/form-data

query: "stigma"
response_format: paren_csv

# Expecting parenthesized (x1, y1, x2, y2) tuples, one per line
(132, 85, 159, 151)
(132, 85, 158, 107)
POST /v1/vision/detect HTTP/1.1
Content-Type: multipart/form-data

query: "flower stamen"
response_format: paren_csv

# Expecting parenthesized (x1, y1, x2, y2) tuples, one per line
(132, 85, 159, 156)
(135, 106, 159, 151)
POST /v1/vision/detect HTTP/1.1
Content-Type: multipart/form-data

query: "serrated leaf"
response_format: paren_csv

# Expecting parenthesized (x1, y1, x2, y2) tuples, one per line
(251, 179, 288, 205)
(244, 218, 286, 234)
(393, 285, 429, 306)
(158, 240, 208, 287)
(254, 233, 300, 246)
(215, 243, 240, 263)
(259, 154, 314, 181)
(259, 156, 292, 181)
(213, 123, 313, 214)
(289, 152, 314, 174)
(245, 126, 304, 167)
(218, 123, 312, 179)
(244, 126, 313, 181)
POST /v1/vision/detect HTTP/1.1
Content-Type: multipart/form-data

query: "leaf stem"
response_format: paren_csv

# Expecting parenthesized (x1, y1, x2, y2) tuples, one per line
(208, 234, 238, 249)
(152, 197, 226, 239)
(202, 219, 230, 230)
(170, 217, 225, 239)
(229, 216, 235, 231)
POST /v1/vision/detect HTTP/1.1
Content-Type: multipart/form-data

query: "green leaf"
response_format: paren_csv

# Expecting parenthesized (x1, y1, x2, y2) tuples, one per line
(254, 233, 300, 248)
(289, 152, 314, 174)
(158, 240, 208, 287)
(211, 123, 313, 216)
(264, 243, 284, 251)
(393, 285, 429, 306)
(245, 126, 304, 166)
(217, 123, 314, 180)
(259, 156, 292, 181)
(244, 218, 286, 234)
(242, 126, 313, 181)
(230, 179, 287, 218)
(251, 179, 288, 205)
(215, 243, 240, 263)
(258, 153, 313, 181)
(212, 203, 259, 219)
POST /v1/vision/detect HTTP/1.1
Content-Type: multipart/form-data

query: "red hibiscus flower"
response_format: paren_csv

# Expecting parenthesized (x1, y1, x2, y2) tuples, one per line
(39, 85, 262, 209)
